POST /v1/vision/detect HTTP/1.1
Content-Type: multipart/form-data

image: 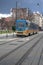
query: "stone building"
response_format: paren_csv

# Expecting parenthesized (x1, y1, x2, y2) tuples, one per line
(10, 8, 28, 20)
(33, 11, 42, 29)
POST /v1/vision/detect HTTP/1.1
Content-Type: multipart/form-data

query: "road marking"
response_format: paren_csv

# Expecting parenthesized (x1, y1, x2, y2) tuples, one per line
(0, 38, 18, 42)
(20, 38, 29, 41)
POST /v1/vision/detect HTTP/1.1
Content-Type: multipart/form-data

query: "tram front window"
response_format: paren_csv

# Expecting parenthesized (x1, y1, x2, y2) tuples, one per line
(17, 22, 25, 28)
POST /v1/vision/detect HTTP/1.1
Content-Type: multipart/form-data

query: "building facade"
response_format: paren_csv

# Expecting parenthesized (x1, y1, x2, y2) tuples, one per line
(10, 8, 28, 20)
(33, 12, 42, 28)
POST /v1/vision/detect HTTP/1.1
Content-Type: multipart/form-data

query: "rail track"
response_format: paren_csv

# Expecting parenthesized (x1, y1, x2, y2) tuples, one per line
(37, 48, 43, 65)
(0, 38, 18, 45)
(0, 34, 39, 62)
(0, 34, 38, 46)
(15, 36, 43, 65)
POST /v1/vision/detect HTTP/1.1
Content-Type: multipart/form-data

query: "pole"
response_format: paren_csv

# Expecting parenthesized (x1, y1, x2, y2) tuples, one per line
(16, 1, 18, 20)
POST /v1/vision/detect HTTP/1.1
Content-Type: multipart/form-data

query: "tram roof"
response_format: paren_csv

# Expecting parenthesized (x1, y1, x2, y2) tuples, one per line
(16, 19, 31, 23)
(16, 19, 26, 22)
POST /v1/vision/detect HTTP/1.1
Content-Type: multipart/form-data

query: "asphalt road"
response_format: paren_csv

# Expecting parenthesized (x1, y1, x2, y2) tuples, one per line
(0, 31, 43, 65)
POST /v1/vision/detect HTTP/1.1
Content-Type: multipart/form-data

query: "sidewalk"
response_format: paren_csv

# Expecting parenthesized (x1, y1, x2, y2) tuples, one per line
(0, 32, 16, 38)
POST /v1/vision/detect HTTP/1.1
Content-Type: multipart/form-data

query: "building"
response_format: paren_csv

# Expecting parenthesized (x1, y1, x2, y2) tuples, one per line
(10, 8, 28, 20)
(41, 16, 43, 30)
(33, 11, 42, 29)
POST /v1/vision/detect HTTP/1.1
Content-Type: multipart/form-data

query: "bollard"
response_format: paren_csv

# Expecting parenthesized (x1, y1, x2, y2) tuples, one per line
(13, 33, 14, 37)
(6, 34, 8, 38)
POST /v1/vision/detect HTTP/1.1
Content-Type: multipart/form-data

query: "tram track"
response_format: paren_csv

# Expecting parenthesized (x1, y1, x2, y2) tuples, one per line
(37, 48, 43, 65)
(0, 34, 39, 62)
(0, 34, 38, 45)
(0, 38, 19, 45)
(15, 36, 43, 65)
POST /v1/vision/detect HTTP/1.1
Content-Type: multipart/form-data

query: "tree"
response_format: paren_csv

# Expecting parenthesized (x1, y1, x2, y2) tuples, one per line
(28, 8, 34, 21)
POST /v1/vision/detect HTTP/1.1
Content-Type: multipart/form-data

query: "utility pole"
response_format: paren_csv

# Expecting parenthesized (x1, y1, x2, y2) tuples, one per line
(16, 1, 18, 20)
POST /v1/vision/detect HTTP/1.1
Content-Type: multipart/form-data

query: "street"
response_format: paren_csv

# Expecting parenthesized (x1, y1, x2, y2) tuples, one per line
(0, 31, 43, 65)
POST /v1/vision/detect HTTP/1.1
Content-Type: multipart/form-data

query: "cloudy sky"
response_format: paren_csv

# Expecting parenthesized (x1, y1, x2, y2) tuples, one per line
(0, 0, 43, 14)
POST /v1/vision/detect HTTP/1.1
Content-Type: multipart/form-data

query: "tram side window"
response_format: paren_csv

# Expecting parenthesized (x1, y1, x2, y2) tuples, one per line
(30, 23, 33, 29)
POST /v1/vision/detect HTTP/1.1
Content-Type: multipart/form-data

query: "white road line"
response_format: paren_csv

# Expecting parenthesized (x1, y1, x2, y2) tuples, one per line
(0, 38, 18, 42)
(21, 38, 29, 41)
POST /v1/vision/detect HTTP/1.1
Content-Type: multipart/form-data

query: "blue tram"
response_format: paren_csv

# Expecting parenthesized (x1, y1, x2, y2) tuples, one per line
(15, 19, 39, 36)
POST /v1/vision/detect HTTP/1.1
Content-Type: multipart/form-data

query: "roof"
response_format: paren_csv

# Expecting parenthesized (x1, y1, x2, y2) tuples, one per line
(16, 19, 26, 22)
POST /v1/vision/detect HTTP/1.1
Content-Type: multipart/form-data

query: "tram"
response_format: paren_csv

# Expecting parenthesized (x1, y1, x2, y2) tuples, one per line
(15, 19, 39, 36)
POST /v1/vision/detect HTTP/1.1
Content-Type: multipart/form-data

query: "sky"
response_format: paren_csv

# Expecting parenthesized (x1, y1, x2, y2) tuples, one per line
(0, 0, 43, 14)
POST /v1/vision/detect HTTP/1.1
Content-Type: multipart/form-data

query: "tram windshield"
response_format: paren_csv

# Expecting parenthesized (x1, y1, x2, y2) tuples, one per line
(17, 22, 25, 28)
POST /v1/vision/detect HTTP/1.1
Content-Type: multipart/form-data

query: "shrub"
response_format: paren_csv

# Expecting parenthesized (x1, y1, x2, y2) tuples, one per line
(12, 26, 16, 31)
